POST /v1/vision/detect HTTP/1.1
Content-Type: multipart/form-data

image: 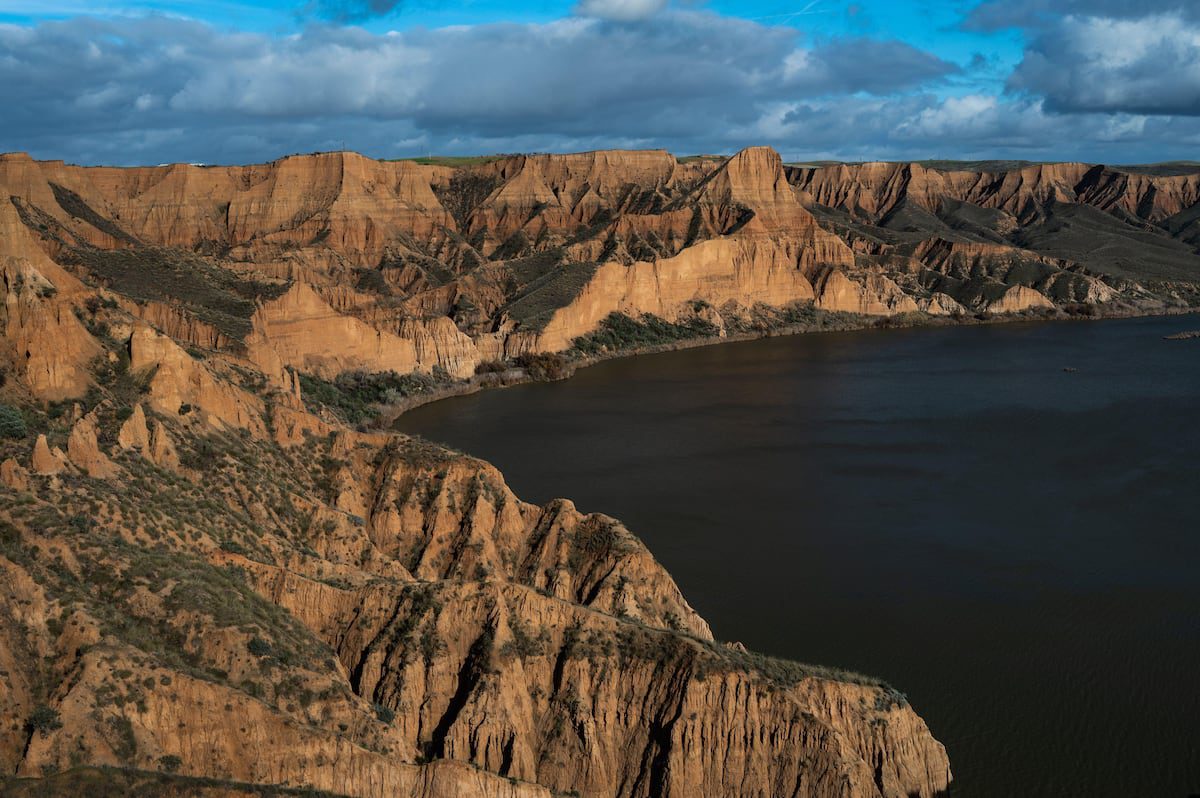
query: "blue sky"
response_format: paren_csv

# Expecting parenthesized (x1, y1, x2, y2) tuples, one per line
(0, 0, 1197, 164)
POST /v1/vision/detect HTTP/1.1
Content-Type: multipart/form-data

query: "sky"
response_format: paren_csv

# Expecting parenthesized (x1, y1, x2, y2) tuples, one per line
(0, 0, 1197, 165)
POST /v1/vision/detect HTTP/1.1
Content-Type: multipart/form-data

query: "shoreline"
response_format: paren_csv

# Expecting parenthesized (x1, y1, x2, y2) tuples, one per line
(373, 302, 1200, 427)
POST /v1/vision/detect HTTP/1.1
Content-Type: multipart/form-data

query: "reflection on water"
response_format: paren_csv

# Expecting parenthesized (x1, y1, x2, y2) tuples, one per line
(396, 315, 1200, 798)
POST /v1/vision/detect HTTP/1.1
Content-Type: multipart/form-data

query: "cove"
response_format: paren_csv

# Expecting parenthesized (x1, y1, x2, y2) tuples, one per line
(395, 314, 1200, 797)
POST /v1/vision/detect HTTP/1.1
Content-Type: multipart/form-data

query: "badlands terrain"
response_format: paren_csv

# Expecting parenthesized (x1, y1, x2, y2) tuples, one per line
(1, 145, 1199, 797)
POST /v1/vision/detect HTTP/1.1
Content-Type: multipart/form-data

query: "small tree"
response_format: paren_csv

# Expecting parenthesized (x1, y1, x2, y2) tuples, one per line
(27, 705, 62, 735)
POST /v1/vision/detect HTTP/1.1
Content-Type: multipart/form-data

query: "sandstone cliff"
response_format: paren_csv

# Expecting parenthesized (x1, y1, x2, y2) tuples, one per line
(3, 145, 1184, 406)
(3, 144, 1200, 796)
(0, 183, 953, 795)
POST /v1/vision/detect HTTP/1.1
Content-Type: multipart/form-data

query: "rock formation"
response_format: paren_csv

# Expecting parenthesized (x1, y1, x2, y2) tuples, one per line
(2, 144, 1200, 797)
(3, 144, 1188, 400)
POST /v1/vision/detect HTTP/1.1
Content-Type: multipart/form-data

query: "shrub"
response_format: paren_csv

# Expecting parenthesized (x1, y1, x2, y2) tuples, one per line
(355, 268, 391, 295)
(27, 705, 62, 734)
(514, 352, 572, 382)
(0, 404, 27, 439)
(569, 312, 718, 356)
(247, 636, 273, 657)
(474, 360, 509, 375)
(298, 370, 446, 425)
(500, 618, 548, 660)
(158, 754, 183, 773)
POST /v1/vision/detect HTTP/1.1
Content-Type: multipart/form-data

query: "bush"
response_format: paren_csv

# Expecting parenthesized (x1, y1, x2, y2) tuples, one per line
(514, 352, 572, 382)
(27, 705, 62, 734)
(158, 754, 183, 773)
(569, 312, 719, 356)
(474, 360, 509, 375)
(247, 636, 273, 657)
(0, 404, 27, 439)
(298, 370, 446, 425)
(500, 618, 548, 660)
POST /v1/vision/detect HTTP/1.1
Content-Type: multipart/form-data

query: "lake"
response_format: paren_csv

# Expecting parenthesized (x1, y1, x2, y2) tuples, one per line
(395, 314, 1200, 797)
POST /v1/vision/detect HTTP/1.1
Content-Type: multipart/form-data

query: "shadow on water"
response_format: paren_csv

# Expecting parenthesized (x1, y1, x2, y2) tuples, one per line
(396, 315, 1200, 798)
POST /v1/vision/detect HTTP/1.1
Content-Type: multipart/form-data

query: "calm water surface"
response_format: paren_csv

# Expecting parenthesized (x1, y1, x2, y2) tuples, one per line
(396, 315, 1200, 797)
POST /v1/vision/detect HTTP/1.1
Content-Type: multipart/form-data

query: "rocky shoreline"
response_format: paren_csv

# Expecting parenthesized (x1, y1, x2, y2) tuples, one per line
(376, 303, 1200, 425)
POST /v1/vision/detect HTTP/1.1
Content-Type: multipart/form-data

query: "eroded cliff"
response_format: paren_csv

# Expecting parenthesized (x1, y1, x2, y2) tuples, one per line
(0, 259, 950, 797)
(4, 145, 1194, 404)
(3, 144, 1200, 796)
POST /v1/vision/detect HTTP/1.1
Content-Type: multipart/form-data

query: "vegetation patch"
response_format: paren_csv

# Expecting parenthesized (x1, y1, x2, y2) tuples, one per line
(0, 403, 28, 439)
(569, 312, 719, 356)
(512, 353, 572, 382)
(432, 171, 502, 232)
(401, 155, 510, 168)
(49, 183, 139, 245)
(298, 369, 451, 426)
(501, 259, 598, 331)
(64, 246, 289, 341)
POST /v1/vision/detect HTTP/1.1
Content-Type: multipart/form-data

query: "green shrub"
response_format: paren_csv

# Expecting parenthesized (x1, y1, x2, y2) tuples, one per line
(0, 404, 27, 439)
(158, 754, 183, 773)
(27, 705, 62, 735)
(570, 312, 719, 356)
(374, 704, 395, 725)
(474, 360, 509, 375)
(298, 369, 447, 425)
(247, 637, 273, 657)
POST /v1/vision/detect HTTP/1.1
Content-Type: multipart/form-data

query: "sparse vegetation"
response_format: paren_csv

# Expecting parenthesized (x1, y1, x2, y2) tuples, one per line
(513, 352, 572, 382)
(569, 312, 720, 356)
(298, 369, 450, 425)
(157, 755, 182, 774)
(500, 258, 598, 331)
(63, 246, 289, 340)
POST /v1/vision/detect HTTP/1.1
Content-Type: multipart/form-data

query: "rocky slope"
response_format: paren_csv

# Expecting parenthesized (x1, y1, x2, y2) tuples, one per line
(3, 145, 1200, 797)
(3, 146, 1197, 397)
(0, 241, 950, 796)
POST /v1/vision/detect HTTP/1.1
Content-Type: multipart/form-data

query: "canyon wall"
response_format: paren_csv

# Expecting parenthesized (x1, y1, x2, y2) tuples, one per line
(4, 145, 1191, 407)
(5, 144, 1200, 797)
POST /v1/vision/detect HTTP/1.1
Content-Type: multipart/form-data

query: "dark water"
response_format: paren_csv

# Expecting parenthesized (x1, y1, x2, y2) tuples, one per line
(396, 315, 1200, 798)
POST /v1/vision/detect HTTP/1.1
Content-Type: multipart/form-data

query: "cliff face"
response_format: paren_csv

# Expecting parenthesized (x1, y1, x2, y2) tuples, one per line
(0, 412, 950, 798)
(4, 146, 1192, 404)
(0, 147, 954, 796)
(789, 160, 1200, 289)
(2, 145, 1199, 795)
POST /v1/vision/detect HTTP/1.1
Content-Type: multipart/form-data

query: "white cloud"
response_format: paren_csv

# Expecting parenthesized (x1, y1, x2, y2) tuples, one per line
(1008, 12, 1200, 115)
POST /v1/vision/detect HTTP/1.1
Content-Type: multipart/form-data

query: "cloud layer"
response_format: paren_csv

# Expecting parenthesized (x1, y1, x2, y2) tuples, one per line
(0, 3, 1198, 165)
(1007, 12, 1200, 116)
